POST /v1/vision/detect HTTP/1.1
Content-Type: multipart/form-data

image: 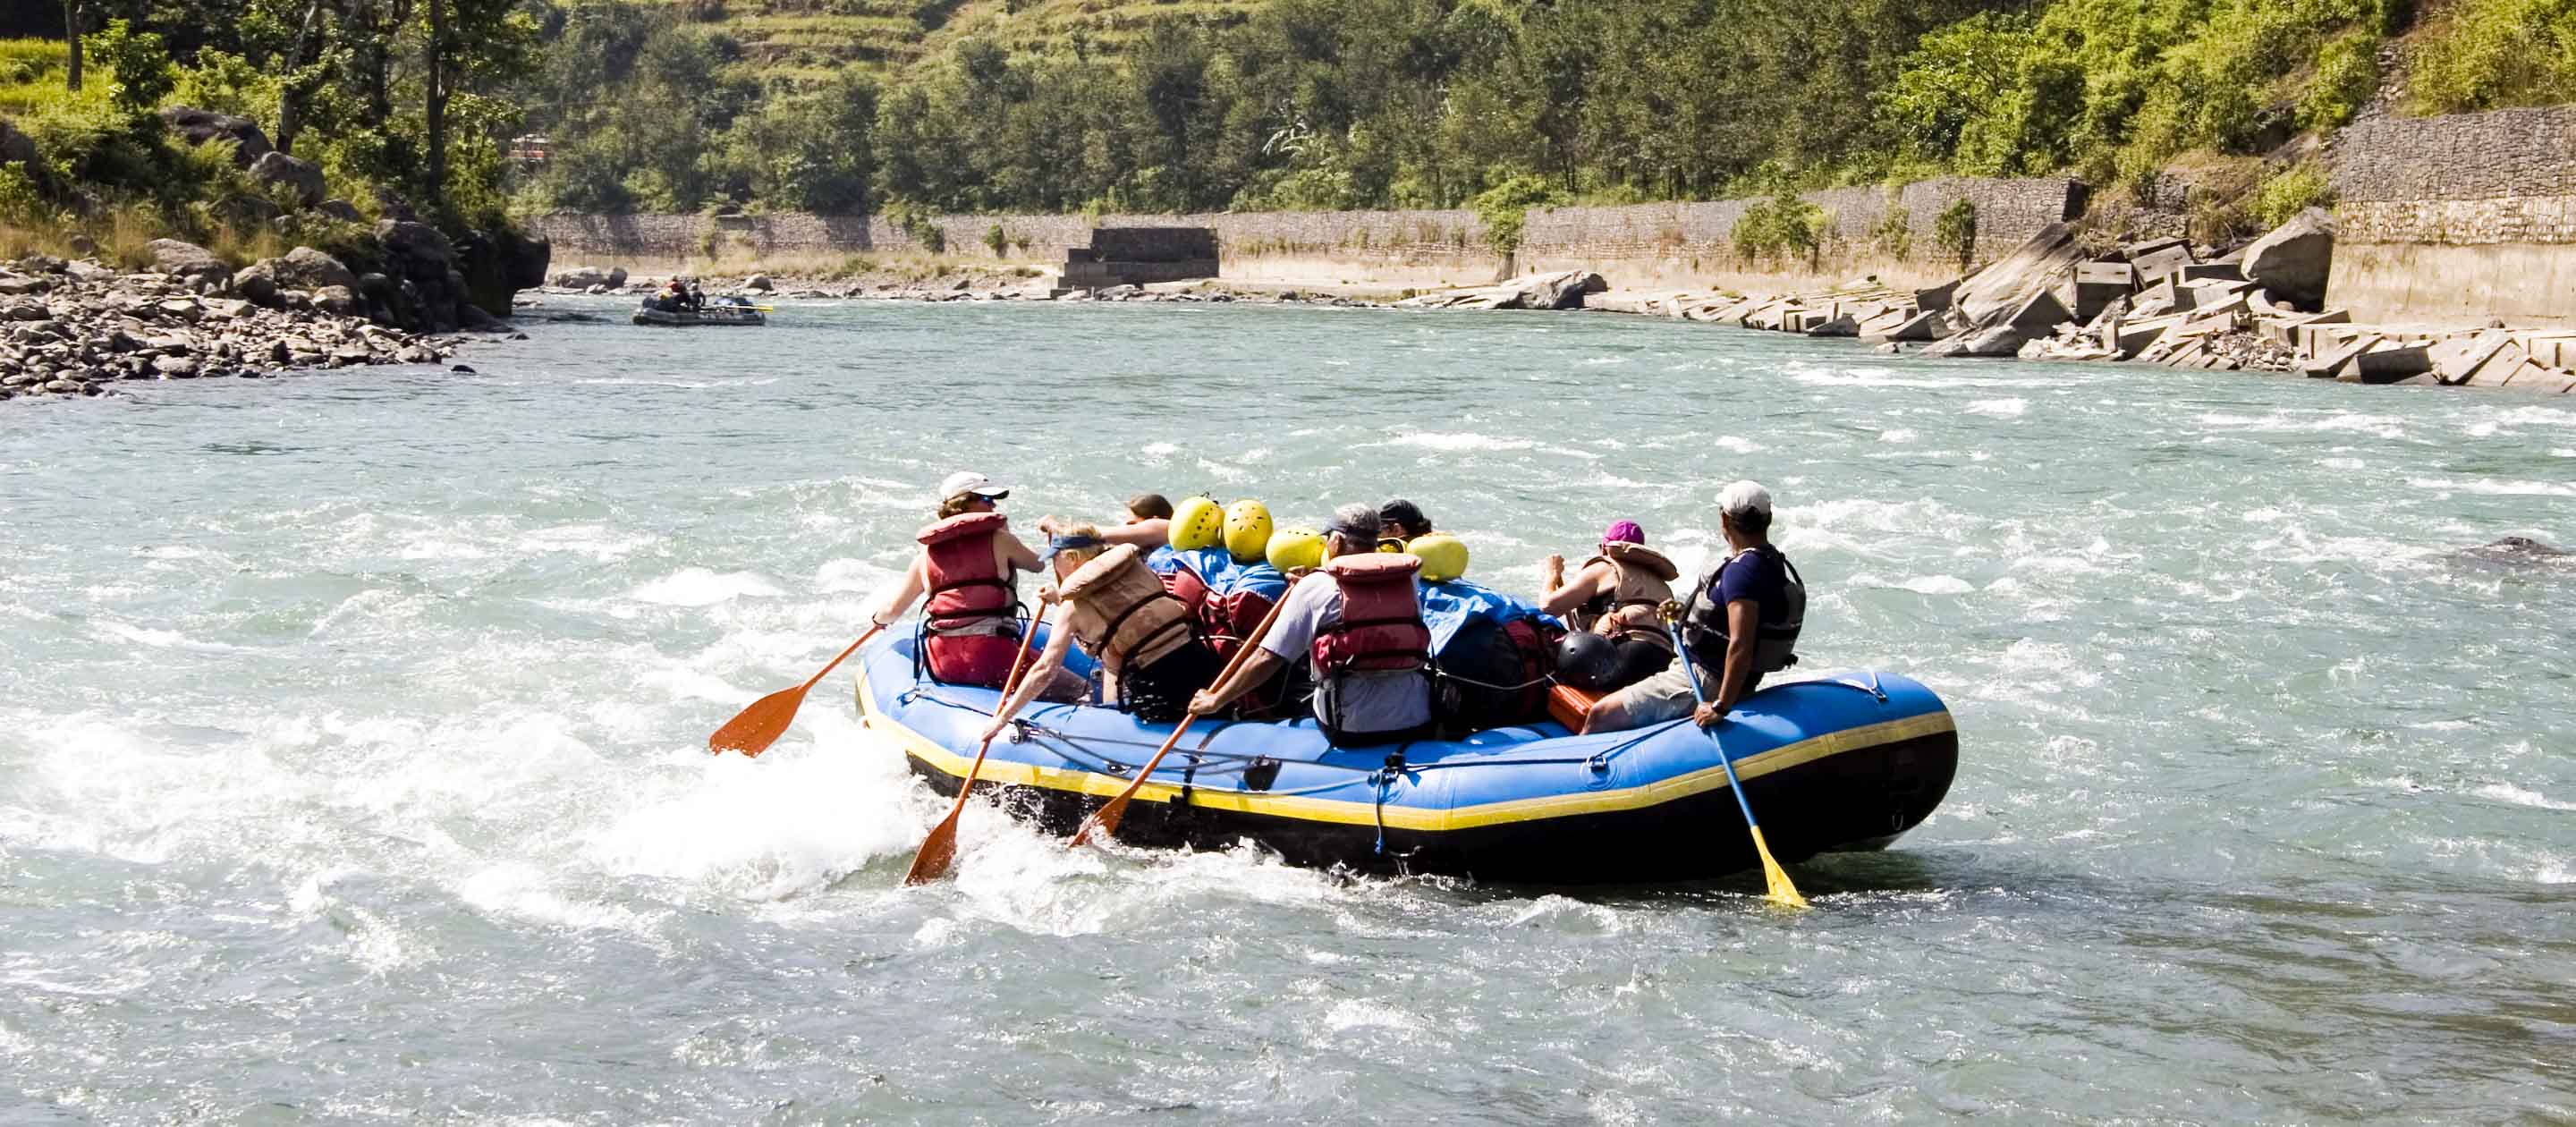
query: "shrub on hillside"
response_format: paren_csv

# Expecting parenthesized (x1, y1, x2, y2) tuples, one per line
(2411, 0, 2576, 111)
(1469, 174, 1564, 254)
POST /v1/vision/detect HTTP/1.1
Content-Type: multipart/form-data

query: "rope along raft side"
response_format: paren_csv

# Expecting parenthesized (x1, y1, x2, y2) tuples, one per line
(853, 631, 1958, 885)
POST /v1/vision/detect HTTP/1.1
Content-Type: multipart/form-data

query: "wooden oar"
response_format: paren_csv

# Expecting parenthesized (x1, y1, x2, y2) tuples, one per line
(1660, 604, 1809, 909)
(1068, 592, 1293, 847)
(708, 622, 887, 758)
(902, 608, 1046, 885)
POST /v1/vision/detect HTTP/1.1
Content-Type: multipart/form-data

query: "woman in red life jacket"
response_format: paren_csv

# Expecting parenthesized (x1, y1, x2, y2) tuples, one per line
(1189, 504, 1435, 748)
(869, 471, 1070, 691)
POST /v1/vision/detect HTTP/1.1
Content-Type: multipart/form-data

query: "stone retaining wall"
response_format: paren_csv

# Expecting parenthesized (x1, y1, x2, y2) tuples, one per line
(525, 177, 2087, 283)
(2327, 104, 2576, 322)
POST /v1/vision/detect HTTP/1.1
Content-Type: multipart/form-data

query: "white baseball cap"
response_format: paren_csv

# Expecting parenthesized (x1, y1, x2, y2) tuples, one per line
(1716, 479, 1772, 517)
(940, 470, 1009, 501)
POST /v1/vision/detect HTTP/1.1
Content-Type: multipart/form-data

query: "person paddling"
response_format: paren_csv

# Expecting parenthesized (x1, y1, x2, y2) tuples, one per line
(980, 525, 1226, 741)
(1190, 504, 1434, 747)
(1584, 482, 1805, 733)
(869, 471, 1061, 690)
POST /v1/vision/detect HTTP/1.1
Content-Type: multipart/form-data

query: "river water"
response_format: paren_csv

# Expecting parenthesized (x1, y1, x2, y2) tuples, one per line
(3, 296, 2571, 1123)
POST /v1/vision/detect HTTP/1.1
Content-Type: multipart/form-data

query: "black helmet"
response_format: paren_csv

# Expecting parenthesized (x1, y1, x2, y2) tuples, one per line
(1554, 631, 1619, 691)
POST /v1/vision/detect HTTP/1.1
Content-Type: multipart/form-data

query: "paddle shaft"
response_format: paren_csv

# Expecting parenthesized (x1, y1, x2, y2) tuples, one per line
(1665, 618, 1807, 908)
(1664, 623, 1763, 830)
(803, 623, 882, 692)
(1071, 589, 1295, 846)
(902, 605, 1046, 884)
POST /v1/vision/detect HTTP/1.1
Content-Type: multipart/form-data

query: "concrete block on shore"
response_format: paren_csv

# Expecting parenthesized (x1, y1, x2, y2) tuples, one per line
(1916, 280, 1959, 312)
(2072, 261, 2132, 322)
(2125, 239, 2195, 286)
(1959, 223, 2087, 328)
(2301, 333, 2383, 377)
(2429, 331, 2516, 385)
(1922, 325, 2027, 358)
(2116, 316, 2184, 358)
(1805, 314, 1861, 337)
(2462, 342, 2534, 386)
(2342, 341, 2435, 384)
(1880, 309, 1953, 343)
(2167, 263, 2244, 288)
(2001, 290, 2074, 338)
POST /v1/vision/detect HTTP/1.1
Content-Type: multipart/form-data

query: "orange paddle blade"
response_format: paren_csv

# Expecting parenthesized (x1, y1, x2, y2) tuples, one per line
(708, 623, 883, 758)
(708, 683, 810, 758)
(904, 610, 1045, 885)
(903, 811, 963, 885)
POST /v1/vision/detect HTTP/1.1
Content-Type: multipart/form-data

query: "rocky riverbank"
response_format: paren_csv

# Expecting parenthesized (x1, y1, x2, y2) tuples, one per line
(1, 255, 482, 402)
(528, 263, 1395, 307)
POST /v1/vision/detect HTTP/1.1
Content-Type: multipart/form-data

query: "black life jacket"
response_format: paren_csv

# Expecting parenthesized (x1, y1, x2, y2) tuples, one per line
(1681, 546, 1805, 674)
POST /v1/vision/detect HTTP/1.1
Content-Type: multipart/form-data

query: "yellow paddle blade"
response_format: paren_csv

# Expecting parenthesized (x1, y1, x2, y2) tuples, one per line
(1749, 826, 1810, 909)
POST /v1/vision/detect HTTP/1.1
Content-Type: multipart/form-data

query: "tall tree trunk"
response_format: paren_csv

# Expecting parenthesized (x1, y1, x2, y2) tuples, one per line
(275, 0, 326, 156)
(64, 0, 83, 92)
(424, 0, 446, 208)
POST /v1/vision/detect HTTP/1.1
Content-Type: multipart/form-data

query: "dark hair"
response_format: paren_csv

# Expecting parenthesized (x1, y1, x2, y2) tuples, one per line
(1378, 497, 1431, 539)
(1723, 508, 1772, 538)
(1125, 492, 1174, 521)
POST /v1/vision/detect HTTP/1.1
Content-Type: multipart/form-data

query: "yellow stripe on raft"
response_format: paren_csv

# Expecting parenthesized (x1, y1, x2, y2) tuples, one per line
(855, 665, 1955, 832)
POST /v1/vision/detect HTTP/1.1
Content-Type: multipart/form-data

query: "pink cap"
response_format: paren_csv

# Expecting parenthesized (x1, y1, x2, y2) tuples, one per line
(1601, 520, 1645, 546)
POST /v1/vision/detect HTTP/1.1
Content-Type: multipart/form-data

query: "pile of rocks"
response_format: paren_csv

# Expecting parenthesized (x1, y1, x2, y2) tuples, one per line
(1395, 270, 1609, 311)
(1591, 208, 2574, 395)
(1, 255, 465, 402)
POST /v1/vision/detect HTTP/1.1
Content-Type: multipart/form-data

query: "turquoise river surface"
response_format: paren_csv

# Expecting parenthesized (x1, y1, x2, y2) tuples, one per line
(3, 296, 2572, 1123)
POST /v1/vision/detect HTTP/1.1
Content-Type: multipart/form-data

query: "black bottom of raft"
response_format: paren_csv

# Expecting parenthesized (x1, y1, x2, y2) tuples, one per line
(902, 730, 1957, 885)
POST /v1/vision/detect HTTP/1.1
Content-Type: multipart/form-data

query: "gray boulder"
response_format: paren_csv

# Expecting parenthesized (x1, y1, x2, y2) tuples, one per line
(377, 219, 463, 331)
(232, 260, 278, 305)
(146, 239, 232, 289)
(250, 151, 327, 208)
(312, 285, 357, 315)
(159, 107, 273, 168)
(315, 199, 366, 224)
(2242, 208, 2335, 312)
(276, 246, 358, 292)
(455, 226, 551, 318)
(744, 274, 774, 292)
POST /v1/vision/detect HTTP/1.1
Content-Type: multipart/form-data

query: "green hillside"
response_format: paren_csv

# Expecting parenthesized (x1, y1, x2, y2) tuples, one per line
(4, 0, 2574, 254)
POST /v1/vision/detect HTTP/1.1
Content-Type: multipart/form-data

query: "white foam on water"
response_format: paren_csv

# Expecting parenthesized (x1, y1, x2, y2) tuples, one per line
(1852, 573, 1974, 596)
(1964, 398, 2027, 418)
(631, 569, 785, 606)
(1879, 428, 1917, 444)
(518, 523, 658, 561)
(1711, 435, 1761, 453)
(813, 556, 902, 594)
(2405, 476, 2576, 497)
(2199, 411, 2409, 440)
(2472, 783, 2576, 812)
(586, 716, 922, 902)
(1384, 432, 1538, 453)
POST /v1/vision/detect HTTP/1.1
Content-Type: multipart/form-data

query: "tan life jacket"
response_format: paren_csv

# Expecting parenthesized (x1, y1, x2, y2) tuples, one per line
(1059, 544, 1198, 677)
(1579, 542, 1680, 649)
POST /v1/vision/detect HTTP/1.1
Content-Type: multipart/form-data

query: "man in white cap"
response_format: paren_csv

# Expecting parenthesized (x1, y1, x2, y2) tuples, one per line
(938, 471, 1009, 507)
(1582, 480, 1806, 733)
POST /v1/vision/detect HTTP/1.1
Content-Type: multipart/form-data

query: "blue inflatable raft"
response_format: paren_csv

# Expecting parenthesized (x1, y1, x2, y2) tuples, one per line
(855, 633, 1958, 884)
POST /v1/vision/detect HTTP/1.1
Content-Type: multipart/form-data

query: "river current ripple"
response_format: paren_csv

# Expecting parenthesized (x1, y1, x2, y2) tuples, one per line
(3, 298, 2572, 1122)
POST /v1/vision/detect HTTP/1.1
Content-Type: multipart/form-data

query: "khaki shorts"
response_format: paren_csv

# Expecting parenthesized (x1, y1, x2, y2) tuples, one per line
(1590, 660, 1744, 732)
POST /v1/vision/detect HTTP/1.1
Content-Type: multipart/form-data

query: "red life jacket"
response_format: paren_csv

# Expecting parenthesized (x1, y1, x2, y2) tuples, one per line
(1200, 589, 1275, 660)
(916, 512, 1015, 636)
(1310, 554, 1431, 674)
(1160, 559, 1212, 618)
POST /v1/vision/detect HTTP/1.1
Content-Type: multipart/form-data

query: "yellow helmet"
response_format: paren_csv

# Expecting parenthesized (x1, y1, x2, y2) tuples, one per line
(1266, 527, 1325, 572)
(1407, 532, 1470, 582)
(1223, 499, 1274, 564)
(1169, 496, 1224, 550)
